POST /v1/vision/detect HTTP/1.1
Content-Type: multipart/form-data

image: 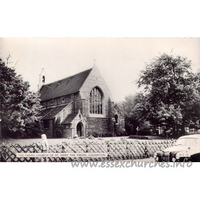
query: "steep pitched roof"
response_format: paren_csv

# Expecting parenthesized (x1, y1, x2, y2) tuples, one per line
(61, 113, 77, 124)
(40, 108, 54, 119)
(40, 68, 92, 101)
(42, 105, 67, 120)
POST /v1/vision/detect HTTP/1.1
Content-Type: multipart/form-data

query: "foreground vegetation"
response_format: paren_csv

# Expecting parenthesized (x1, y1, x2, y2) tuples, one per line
(0, 138, 175, 162)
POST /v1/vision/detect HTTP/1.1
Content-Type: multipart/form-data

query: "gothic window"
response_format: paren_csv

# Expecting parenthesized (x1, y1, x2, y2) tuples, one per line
(90, 87, 103, 114)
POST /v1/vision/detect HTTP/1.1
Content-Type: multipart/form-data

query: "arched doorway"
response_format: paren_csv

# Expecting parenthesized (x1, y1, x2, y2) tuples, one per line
(77, 122, 83, 137)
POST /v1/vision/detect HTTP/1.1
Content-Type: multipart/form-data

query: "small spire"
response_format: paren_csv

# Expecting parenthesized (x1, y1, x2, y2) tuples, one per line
(93, 59, 96, 67)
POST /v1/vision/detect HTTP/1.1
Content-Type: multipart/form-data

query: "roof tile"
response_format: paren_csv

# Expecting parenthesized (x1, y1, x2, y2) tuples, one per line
(42, 105, 67, 120)
(40, 68, 92, 101)
(61, 113, 77, 124)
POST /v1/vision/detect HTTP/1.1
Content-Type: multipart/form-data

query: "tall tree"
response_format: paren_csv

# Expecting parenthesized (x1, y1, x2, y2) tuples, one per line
(138, 53, 200, 137)
(0, 58, 42, 138)
(120, 93, 153, 135)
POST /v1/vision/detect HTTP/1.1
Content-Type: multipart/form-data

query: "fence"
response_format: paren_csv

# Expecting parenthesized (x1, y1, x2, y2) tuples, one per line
(0, 139, 176, 162)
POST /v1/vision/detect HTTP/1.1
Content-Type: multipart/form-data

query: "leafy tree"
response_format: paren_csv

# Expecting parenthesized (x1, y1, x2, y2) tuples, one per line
(138, 53, 200, 137)
(0, 58, 42, 138)
(121, 93, 154, 135)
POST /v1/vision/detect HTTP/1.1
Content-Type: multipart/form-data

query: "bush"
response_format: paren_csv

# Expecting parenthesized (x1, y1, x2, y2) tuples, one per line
(80, 136, 87, 139)
(54, 124, 64, 138)
(88, 135, 95, 139)
(92, 132, 99, 137)
(128, 135, 149, 140)
(116, 129, 127, 136)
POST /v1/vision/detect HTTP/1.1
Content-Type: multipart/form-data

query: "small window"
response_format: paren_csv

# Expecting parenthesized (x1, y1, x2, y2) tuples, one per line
(42, 75, 45, 83)
(43, 120, 50, 129)
(62, 98, 65, 103)
(51, 100, 57, 106)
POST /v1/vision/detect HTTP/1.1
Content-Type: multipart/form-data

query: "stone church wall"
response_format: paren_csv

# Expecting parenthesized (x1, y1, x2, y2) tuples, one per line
(62, 126, 72, 138)
(86, 117, 112, 137)
(79, 67, 112, 118)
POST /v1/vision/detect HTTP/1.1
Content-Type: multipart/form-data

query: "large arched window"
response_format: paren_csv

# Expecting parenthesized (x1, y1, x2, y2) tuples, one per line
(90, 87, 103, 114)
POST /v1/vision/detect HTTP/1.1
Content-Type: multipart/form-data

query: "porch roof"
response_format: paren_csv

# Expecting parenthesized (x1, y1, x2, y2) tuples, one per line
(61, 113, 77, 124)
(42, 105, 67, 120)
(40, 108, 54, 119)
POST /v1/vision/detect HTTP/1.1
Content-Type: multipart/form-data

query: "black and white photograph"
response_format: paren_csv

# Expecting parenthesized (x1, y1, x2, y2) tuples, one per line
(0, 38, 200, 163)
(1, 1, 200, 200)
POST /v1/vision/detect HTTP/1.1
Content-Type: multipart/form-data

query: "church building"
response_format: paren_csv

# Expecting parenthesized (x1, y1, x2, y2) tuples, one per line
(39, 66, 124, 138)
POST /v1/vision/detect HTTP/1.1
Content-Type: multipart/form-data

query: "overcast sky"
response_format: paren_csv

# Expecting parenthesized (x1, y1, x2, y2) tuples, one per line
(1, 38, 200, 102)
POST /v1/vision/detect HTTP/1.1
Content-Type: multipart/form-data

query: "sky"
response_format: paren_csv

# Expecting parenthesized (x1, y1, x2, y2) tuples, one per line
(1, 38, 200, 102)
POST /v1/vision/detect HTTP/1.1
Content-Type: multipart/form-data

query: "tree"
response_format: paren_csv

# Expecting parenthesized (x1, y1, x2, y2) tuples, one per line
(121, 93, 154, 135)
(138, 53, 200, 137)
(0, 58, 42, 138)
